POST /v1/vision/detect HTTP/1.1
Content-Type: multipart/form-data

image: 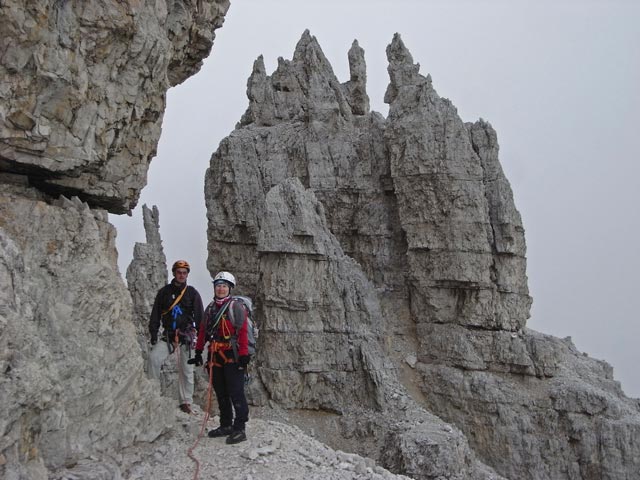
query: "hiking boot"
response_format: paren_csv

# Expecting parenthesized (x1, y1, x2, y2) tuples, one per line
(179, 403, 192, 414)
(208, 426, 233, 438)
(225, 430, 247, 444)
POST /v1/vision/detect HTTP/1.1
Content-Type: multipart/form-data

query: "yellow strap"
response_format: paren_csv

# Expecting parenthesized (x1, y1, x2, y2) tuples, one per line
(162, 286, 188, 316)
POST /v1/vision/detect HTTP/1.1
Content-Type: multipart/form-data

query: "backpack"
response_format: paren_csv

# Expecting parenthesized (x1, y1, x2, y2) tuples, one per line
(227, 296, 258, 357)
(205, 296, 258, 358)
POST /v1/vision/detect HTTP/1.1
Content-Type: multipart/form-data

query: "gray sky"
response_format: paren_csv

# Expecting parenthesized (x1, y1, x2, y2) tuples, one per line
(110, 0, 640, 397)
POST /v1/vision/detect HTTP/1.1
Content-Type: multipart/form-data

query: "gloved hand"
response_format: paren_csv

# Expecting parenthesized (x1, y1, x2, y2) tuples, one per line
(150, 333, 157, 345)
(238, 355, 250, 369)
(188, 350, 203, 366)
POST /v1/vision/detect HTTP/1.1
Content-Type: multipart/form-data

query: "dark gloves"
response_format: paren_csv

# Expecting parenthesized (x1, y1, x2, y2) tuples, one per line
(238, 355, 250, 369)
(188, 350, 203, 366)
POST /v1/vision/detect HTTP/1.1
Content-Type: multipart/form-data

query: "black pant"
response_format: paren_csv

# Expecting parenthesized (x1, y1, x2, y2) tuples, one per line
(212, 355, 248, 431)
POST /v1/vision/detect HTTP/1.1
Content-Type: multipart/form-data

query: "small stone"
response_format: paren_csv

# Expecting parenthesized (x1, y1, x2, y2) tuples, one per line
(256, 444, 278, 456)
(405, 354, 417, 368)
(354, 460, 368, 474)
(241, 450, 260, 461)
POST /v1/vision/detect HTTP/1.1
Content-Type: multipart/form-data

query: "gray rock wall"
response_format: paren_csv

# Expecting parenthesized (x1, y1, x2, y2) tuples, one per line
(254, 177, 503, 479)
(0, 185, 166, 479)
(0, 2, 229, 477)
(0, 0, 230, 214)
(204, 31, 640, 479)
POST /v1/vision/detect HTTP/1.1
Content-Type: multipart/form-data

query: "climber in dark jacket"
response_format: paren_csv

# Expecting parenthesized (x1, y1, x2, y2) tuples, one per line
(190, 270, 250, 444)
(148, 260, 204, 415)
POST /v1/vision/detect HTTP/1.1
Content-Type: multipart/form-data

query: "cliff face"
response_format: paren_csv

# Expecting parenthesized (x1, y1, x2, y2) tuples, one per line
(0, 2, 229, 477)
(0, 186, 166, 478)
(0, 0, 230, 214)
(204, 31, 640, 479)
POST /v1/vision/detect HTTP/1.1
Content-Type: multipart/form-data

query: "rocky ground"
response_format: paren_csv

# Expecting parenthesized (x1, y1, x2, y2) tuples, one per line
(50, 404, 412, 480)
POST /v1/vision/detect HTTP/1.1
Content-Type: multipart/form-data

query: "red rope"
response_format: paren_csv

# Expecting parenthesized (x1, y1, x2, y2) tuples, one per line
(186, 353, 215, 480)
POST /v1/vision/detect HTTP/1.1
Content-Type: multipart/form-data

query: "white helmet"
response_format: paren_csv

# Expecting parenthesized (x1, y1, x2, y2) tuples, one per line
(213, 271, 236, 288)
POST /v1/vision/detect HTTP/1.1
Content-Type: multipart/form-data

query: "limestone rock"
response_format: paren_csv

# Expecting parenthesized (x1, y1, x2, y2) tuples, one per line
(0, 186, 167, 479)
(256, 178, 389, 412)
(75, 414, 418, 480)
(0, 2, 232, 477)
(419, 331, 640, 479)
(380, 421, 502, 480)
(385, 33, 530, 332)
(342, 40, 370, 116)
(0, 0, 230, 214)
(204, 31, 640, 479)
(205, 32, 503, 475)
(126, 204, 167, 365)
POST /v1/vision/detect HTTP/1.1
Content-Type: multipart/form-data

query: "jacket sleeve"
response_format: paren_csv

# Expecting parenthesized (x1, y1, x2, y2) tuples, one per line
(149, 287, 164, 337)
(195, 304, 210, 351)
(233, 301, 249, 357)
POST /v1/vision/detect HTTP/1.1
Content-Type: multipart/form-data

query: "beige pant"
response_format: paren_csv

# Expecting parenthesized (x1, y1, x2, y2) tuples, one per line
(148, 341, 194, 405)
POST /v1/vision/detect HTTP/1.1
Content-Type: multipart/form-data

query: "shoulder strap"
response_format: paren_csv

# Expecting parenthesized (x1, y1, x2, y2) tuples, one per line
(161, 286, 187, 316)
(207, 300, 232, 333)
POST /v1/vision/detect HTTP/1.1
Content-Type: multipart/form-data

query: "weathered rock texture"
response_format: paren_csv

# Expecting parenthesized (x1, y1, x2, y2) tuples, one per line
(0, 184, 166, 479)
(126, 204, 167, 364)
(0, 2, 230, 477)
(53, 408, 416, 480)
(205, 31, 640, 479)
(0, 0, 230, 214)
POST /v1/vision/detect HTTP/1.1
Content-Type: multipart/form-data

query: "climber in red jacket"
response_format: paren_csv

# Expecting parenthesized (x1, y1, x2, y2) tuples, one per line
(189, 271, 250, 444)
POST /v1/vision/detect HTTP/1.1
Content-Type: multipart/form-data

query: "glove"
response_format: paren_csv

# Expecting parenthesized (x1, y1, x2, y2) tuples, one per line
(150, 333, 158, 345)
(238, 355, 250, 369)
(188, 350, 203, 366)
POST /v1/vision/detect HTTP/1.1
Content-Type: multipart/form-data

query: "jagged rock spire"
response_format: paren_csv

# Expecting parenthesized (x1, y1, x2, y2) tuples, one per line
(205, 31, 640, 480)
(384, 33, 430, 105)
(384, 33, 530, 331)
(126, 204, 167, 363)
(343, 40, 370, 115)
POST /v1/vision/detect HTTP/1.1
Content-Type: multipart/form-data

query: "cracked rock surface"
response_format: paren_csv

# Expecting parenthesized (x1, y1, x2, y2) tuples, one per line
(0, 0, 230, 213)
(203, 31, 640, 479)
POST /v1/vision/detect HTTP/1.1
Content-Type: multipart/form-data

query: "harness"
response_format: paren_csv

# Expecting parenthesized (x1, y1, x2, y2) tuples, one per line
(162, 286, 196, 353)
(208, 341, 235, 366)
(205, 300, 236, 365)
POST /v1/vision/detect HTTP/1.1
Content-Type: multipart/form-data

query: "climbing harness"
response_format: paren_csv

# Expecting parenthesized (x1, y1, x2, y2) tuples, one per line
(209, 341, 235, 366)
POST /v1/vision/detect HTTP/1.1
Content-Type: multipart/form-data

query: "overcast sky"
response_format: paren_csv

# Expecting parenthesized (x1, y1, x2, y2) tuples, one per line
(110, 0, 640, 397)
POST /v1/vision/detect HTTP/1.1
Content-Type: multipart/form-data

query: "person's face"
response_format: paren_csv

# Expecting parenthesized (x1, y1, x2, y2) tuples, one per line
(174, 268, 189, 283)
(214, 282, 230, 299)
